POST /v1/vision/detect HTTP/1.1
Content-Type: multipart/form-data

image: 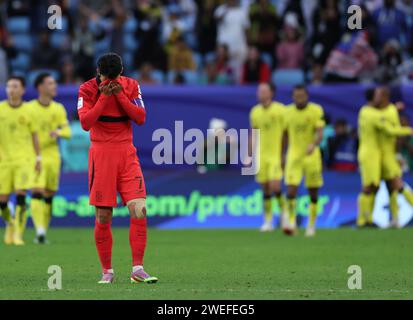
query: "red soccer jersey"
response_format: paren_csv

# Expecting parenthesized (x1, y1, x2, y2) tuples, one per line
(77, 76, 146, 144)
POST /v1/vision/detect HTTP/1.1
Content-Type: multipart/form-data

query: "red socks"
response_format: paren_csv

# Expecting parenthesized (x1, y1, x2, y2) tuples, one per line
(95, 218, 147, 272)
(129, 218, 147, 266)
(94, 220, 113, 273)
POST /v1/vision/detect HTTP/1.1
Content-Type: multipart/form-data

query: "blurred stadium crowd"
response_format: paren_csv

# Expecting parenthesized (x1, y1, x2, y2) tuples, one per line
(1, 0, 413, 86)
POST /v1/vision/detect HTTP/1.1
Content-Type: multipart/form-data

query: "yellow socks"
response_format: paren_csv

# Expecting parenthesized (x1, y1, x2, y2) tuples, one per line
(357, 193, 374, 226)
(14, 204, 28, 244)
(308, 202, 317, 227)
(286, 198, 296, 226)
(0, 203, 13, 224)
(264, 196, 272, 223)
(31, 198, 46, 235)
(390, 191, 399, 222)
(44, 200, 52, 231)
(401, 188, 413, 207)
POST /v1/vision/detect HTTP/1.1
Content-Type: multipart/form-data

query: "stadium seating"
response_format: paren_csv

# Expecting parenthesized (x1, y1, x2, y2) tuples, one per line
(272, 69, 305, 86)
(6, 16, 30, 34)
(28, 69, 61, 85)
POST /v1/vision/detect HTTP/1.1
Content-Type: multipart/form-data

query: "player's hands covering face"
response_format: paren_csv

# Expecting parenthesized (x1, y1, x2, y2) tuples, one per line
(110, 81, 123, 95)
(99, 81, 113, 96)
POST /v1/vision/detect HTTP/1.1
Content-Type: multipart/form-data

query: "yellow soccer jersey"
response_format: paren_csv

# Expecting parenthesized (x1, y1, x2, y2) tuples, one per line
(376, 104, 412, 154)
(29, 100, 71, 160)
(358, 105, 381, 154)
(283, 102, 325, 156)
(250, 101, 285, 161)
(0, 100, 37, 163)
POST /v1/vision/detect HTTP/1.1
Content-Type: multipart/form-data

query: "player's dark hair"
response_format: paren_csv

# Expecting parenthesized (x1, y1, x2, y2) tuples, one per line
(34, 72, 52, 89)
(293, 84, 307, 93)
(97, 53, 123, 79)
(364, 88, 375, 102)
(7, 75, 25, 87)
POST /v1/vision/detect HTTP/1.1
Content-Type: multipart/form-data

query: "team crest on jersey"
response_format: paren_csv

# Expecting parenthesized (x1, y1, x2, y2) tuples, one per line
(77, 97, 83, 109)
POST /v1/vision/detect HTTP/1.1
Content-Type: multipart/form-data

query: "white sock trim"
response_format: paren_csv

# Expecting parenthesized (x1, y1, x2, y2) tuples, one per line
(132, 265, 143, 272)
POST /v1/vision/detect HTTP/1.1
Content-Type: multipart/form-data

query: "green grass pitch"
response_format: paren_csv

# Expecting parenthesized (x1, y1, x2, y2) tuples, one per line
(0, 228, 412, 300)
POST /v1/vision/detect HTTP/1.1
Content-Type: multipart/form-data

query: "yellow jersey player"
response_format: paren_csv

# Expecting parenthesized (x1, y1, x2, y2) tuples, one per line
(249, 83, 285, 232)
(373, 87, 413, 228)
(0, 76, 41, 245)
(357, 88, 413, 227)
(30, 73, 71, 244)
(283, 85, 324, 237)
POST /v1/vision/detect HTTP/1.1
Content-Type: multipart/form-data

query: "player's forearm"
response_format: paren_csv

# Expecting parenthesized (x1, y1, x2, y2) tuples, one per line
(32, 133, 41, 157)
(313, 128, 324, 146)
(57, 125, 72, 139)
(115, 92, 146, 125)
(79, 95, 109, 131)
(380, 124, 413, 137)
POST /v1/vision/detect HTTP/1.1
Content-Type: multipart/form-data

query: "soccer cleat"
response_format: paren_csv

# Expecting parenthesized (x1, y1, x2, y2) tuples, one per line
(130, 268, 158, 284)
(98, 272, 114, 284)
(282, 218, 297, 236)
(13, 235, 25, 246)
(305, 225, 316, 237)
(33, 235, 49, 245)
(4, 223, 14, 245)
(259, 221, 274, 232)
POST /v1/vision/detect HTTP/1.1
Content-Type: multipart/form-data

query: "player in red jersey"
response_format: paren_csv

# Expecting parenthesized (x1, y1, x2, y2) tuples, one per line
(77, 53, 157, 284)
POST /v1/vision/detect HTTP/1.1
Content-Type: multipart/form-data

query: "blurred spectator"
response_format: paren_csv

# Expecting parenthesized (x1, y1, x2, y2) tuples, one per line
(168, 37, 196, 72)
(311, 0, 342, 65)
(325, 31, 378, 82)
(320, 113, 334, 161)
(6, 0, 30, 16)
(248, 0, 279, 56)
(60, 60, 78, 84)
(72, 17, 96, 82)
(327, 119, 358, 171)
(241, 46, 271, 84)
(281, 0, 306, 29)
(31, 30, 61, 70)
(311, 63, 324, 84)
(375, 39, 403, 84)
(276, 22, 304, 69)
(109, 0, 128, 57)
(195, 0, 218, 56)
(398, 114, 413, 172)
(203, 44, 234, 84)
(133, 0, 167, 71)
(214, 0, 250, 82)
(0, 15, 17, 83)
(371, 0, 408, 48)
(138, 63, 159, 85)
(162, 5, 187, 46)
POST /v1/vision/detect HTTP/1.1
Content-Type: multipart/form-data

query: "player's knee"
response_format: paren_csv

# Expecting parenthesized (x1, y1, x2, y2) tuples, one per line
(127, 199, 146, 219)
(16, 194, 26, 206)
(96, 208, 112, 224)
